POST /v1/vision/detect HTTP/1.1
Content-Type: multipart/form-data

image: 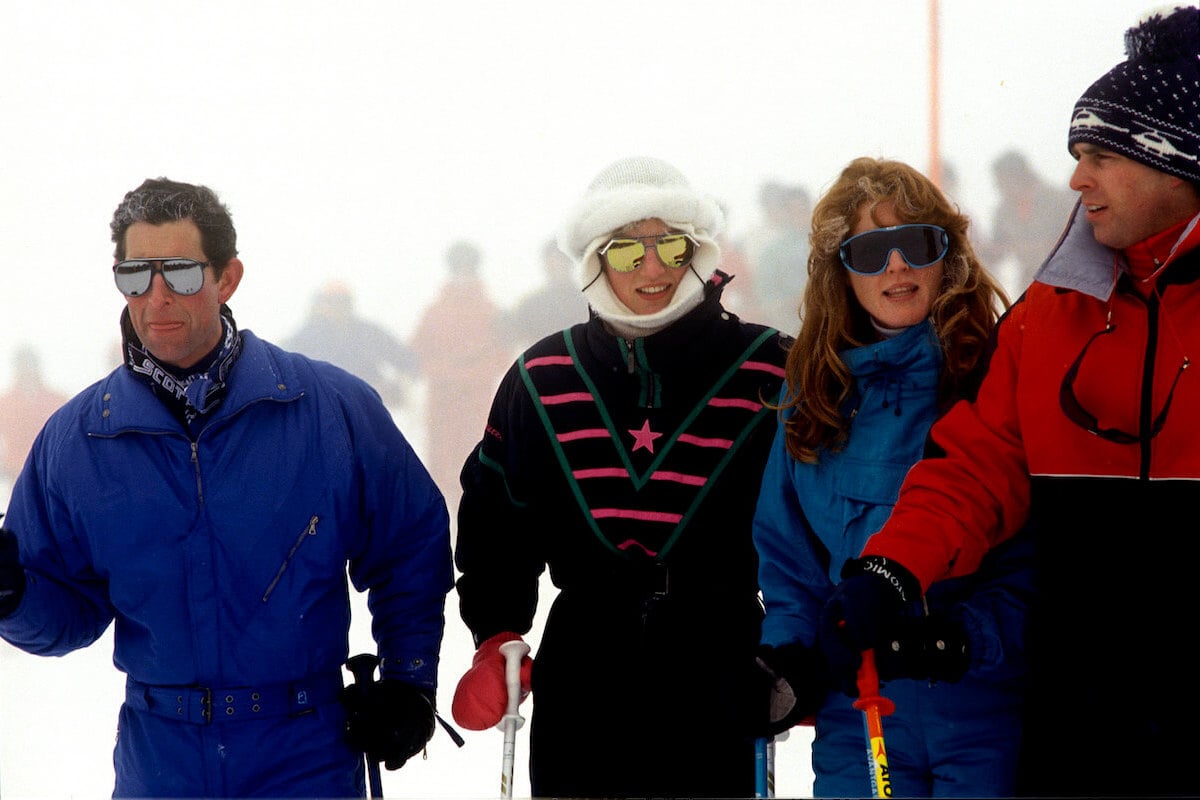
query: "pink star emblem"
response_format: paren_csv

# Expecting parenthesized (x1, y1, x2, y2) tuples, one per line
(628, 419, 663, 453)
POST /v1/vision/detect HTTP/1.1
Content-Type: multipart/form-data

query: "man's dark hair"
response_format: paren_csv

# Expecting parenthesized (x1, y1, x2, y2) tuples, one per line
(110, 178, 238, 275)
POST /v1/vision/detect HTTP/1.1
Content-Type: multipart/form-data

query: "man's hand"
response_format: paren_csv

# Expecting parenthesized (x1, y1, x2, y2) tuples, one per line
(875, 613, 970, 684)
(341, 679, 436, 770)
(818, 555, 920, 696)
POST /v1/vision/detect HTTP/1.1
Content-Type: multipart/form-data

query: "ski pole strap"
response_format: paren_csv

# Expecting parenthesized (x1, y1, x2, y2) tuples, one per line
(436, 711, 466, 747)
(125, 671, 344, 724)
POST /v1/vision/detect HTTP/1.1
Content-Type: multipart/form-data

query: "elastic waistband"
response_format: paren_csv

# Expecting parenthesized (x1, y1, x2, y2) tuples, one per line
(125, 670, 344, 725)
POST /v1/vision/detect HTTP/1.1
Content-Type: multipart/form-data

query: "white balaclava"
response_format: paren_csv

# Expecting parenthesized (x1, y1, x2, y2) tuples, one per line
(556, 156, 724, 338)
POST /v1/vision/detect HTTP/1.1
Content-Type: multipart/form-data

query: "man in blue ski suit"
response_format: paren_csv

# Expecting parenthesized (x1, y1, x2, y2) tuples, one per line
(0, 178, 454, 797)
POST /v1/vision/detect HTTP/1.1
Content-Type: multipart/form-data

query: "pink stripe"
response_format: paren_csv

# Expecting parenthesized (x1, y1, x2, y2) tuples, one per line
(677, 433, 733, 449)
(557, 428, 610, 442)
(709, 397, 763, 411)
(592, 508, 683, 523)
(743, 360, 786, 377)
(541, 392, 594, 405)
(651, 471, 707, 486)
(574, 468, 627, 479)
(526, 355, 575, 368)
(617, 539, 658, 556)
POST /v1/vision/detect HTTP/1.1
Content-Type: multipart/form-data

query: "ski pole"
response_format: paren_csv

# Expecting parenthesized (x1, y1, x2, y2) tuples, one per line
(754, 735, 776, 798)
(498, 638, 531, 799)
(345, 653, 385, 800)
(852, 649, 895, 798)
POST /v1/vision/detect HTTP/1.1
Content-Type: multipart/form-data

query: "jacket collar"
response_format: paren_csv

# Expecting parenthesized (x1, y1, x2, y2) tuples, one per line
(841, 319, 941, 378)
(95, 330, 305, 435)
(584, 271, 730, 371)
(1034, 200, 1200, 300)
(1032, 200, 1122, 301)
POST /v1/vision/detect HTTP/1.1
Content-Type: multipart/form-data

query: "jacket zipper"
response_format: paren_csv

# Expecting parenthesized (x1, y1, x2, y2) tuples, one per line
(262, 515, 319, 602)
(190, 441, 203, 504)
(1139, 290, 1160, 479)
(623, 338, 657, 409)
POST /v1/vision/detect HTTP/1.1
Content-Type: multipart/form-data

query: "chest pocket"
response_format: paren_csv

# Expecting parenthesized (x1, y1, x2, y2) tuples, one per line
(833, 457, 912, 565)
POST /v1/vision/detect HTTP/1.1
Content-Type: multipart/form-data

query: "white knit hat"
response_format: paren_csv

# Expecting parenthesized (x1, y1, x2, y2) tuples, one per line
(557, 156, 725, 336)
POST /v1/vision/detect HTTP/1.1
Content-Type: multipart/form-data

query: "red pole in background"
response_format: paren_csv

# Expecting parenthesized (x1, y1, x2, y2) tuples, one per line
(928, 0, 943, 189)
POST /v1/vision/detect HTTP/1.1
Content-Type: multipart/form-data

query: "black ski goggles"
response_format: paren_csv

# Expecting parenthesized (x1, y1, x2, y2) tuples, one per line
(113, 258, 211, 297)
(838, 224, 949, 276)
(598, 233, 698, 273)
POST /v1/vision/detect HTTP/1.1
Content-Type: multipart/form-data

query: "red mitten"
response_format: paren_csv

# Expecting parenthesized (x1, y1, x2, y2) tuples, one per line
(451, 632, 533, 730)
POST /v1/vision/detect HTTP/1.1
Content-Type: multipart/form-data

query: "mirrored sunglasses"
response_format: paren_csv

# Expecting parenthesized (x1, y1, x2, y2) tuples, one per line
(598, 233, 698, 273)
(113, 258, 211, 297)
(839, 224, 949, 276)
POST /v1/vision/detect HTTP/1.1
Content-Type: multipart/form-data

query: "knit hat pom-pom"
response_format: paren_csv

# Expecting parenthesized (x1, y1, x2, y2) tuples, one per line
(1125, 5, 1200, 62)
(1069, 4, 1200, 184)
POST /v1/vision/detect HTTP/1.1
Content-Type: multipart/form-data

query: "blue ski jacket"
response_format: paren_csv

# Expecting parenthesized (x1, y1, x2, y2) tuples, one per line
(753, 321, 1031, 797)
(0, 329, 453, 798)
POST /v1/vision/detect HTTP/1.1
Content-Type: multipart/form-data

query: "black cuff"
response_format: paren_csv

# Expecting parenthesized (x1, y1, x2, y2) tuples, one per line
(843, 555, 920, 603)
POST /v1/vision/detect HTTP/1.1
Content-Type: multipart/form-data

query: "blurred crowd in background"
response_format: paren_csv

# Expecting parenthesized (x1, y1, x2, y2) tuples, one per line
(0, 147, 1075, 512)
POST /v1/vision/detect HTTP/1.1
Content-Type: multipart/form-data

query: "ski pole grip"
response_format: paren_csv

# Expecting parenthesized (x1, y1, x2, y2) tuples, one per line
(853, 649, 895, 716)
(346, 652, 380, 686)
(344, 653, 384, 799)
(498, 639, 531, 728)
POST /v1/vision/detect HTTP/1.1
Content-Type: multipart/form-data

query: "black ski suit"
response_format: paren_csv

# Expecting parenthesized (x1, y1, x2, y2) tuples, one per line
(455, 278, 789, 798)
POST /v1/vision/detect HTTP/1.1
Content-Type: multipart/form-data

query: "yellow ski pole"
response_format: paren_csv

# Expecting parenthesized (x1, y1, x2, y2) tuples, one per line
(852, 649, 895, 798)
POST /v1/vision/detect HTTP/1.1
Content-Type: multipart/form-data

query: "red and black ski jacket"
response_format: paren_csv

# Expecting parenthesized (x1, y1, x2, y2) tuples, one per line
(863, 205, 1200, 589)
(861, 204, 1200, 794)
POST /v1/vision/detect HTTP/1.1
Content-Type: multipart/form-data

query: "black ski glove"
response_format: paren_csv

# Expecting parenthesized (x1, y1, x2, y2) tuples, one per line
(875, 613, 970, 684)
(341, 678, 436, 770)
(753, 642, 829, 737)
(0, 528, 26, 620)
(819, 555, 921, 697)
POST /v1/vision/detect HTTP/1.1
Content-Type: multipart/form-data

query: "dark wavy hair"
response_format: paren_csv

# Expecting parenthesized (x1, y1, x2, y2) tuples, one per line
(110, 178, 238, 276)
(778, 157, 1009, 464)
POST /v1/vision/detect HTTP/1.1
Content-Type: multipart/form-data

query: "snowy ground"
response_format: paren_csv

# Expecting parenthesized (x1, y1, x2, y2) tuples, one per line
(0, 384, 816, 799)
(0, 585, 816, 799)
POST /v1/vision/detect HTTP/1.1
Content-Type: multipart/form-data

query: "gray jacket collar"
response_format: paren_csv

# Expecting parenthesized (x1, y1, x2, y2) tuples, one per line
(1033, 201, 1200, 301)
(1031, 200, 1123, 302)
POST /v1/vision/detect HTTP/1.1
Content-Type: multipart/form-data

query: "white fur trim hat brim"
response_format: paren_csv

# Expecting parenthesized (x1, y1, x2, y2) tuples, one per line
(557, 156, 724, 263)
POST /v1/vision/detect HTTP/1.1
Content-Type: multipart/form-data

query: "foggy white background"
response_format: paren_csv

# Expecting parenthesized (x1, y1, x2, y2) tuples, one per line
(0, 0, 1148, 796)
